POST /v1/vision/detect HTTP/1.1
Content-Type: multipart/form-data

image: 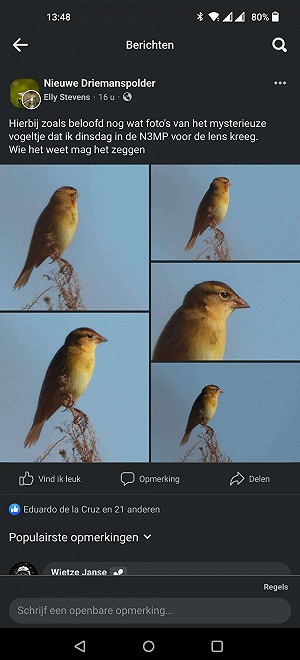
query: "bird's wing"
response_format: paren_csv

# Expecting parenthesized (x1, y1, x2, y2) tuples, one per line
(193, 190, 215, 237)
(25, 204, 56, 268)
(185, 394, 205, 434)
(33, 346, 69, 424)
(153, 307, 194, 361)
(185, 190, 214, 250)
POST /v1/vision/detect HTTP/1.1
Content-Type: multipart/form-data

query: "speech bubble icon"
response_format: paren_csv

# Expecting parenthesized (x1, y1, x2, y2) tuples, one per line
(120, 471, 135, 486)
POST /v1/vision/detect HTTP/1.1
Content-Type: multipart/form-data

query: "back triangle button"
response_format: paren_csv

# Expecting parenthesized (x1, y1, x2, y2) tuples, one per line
(75, 641, 86, 653)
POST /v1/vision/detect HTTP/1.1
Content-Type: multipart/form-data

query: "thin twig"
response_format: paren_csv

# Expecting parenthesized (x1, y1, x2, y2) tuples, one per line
(195, 224, 231, 262)
(22, 232, 85, 310)
(181, 426, 231, 463)
(22, 261, 85, 311)
(35, 436, 68, 463)
(22, 286, 55, 311)
(36, 415, 102, 463)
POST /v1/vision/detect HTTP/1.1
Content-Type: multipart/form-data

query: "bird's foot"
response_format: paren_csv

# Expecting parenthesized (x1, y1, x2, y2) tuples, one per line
(49, 251, 60, 264)
(56, 257, 73, 284)
(70, 407, 89, 432)
(62, 391, 75, 410)
(213, 227, 225, 242)
(58, 257, 73, 273)
(204, 424, 214, 439)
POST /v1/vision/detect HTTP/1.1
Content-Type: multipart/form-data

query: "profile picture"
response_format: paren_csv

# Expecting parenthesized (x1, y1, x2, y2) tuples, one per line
(9, 562, 38, 575)
(21, 89, 41, 109)
(10, 78, 40, 108)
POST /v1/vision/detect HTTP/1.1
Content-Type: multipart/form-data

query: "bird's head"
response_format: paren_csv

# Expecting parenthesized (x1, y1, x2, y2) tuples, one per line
(65, 327, 107, 351)
(183, 281, 250, 320)
(211, 177, 231, 193)
(202, 384, 224, 399)
(53, 186, 79, 206)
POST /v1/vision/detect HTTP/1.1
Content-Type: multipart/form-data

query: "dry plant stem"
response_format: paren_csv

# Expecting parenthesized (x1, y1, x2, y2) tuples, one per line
(181, 425, 232, 463)
(49, 256, 85, 310)
(22, 285, 54, 311)
(22, 232, 84, 309)
(36, 374, 101, 462)
(35, 437, 66, 463)
(36, 417, 102, 463)
(22, 257, 85, 311)
(195, 223, 231, 262)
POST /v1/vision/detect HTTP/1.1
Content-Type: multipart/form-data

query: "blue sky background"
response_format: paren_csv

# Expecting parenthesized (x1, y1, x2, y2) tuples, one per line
(151, 363, 300, 462)
(0, 312, 149, 462)
(0, 165, 148, 310)
(151, 262, 300, 360)
(151, 165, 300, 260)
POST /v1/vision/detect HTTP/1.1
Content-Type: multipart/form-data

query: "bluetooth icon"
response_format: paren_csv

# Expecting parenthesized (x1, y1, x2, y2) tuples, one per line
(196, 12, 204, 21)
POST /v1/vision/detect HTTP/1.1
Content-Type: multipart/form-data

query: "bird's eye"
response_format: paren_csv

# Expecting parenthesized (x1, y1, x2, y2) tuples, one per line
(219, 291, 229, 299)
(87, 334, 93, 339)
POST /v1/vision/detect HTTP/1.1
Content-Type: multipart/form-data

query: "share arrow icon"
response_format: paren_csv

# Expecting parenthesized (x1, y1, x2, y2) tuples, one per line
(229, 472, 245, 486)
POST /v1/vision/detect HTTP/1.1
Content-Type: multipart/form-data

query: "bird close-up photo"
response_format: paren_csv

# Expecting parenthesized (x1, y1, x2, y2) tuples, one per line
(153, 279, 250, 361)
(151, 262, 300, 361)
(185, 176, 231, 252)
(151, 165, 300, 261)
(180, 384, 223, 446)
(0, 312, 149, 462)
(24, 327, 107, 448)
(151, 363, 300, 462)
(0, 164, 148, 310)
(14, 185, 79, 290)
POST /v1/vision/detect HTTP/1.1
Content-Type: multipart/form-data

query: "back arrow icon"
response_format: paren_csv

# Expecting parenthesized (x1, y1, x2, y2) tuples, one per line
(74, 641, 86, 653)
(13, 37, 29, 52)
(229, 471, 245, 486)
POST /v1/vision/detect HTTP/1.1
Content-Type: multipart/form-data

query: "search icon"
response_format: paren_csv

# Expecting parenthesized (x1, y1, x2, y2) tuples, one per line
(272, 37, 287, 53)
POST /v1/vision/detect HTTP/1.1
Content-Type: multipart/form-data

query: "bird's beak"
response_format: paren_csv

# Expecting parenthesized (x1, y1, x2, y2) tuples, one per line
(228, 181, 232, 186)
(230, 295, 250, 309)
(97, 334, 108, 343)
(219, 388, 224, 394)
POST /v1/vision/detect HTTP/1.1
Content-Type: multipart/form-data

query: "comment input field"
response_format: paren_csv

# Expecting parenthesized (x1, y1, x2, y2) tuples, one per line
(9, 597, 291, 625)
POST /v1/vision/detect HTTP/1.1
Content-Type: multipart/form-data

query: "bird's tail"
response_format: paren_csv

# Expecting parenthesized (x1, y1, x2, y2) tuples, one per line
(14, 266, 34, 289)
(185, 235, 197, 251)
(24, 421, 45, 448)
(180, 431, 191, 446)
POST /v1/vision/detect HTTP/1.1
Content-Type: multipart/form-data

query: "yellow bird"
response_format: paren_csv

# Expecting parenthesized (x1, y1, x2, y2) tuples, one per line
(181, 384, 223, 446)
(152, 280, 249, 361)
(24, 328, 107, 448)
(14, 186, 79, 289)
(185, 177, 231, 251)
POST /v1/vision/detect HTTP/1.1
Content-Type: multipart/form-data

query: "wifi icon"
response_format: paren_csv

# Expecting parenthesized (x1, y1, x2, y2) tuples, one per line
(208, 12, 220, 21)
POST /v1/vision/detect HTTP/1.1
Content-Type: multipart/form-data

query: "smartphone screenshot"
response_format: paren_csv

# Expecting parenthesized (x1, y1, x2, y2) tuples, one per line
(1, 1, 299, 655)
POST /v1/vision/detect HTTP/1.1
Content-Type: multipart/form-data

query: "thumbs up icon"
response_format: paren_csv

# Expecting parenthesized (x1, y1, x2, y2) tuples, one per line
(9, 503, 21, 515)
(19, 471, 34, 486)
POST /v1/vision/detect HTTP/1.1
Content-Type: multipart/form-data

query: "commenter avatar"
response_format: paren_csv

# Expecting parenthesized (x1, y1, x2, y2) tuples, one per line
(9, 562, 38, 575)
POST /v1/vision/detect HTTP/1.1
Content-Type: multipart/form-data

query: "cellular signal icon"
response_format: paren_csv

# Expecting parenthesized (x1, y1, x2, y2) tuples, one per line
(223, 12, 233, 22)
(208, 12, 220, 21)
(235, 12, 246, 22)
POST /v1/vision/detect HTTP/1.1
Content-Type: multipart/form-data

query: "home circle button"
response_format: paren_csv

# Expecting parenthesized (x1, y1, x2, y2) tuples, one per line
(142, 640, 155, 653)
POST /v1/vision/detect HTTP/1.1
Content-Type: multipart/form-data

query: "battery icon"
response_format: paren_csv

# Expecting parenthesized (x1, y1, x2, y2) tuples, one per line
(272, 11, 280, 22)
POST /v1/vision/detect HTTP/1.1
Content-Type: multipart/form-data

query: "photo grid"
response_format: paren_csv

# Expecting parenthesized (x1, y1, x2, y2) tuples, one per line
(151, 165, 300, 462)
(1, 164, 299, 463)
(0, 164, 149, 462)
